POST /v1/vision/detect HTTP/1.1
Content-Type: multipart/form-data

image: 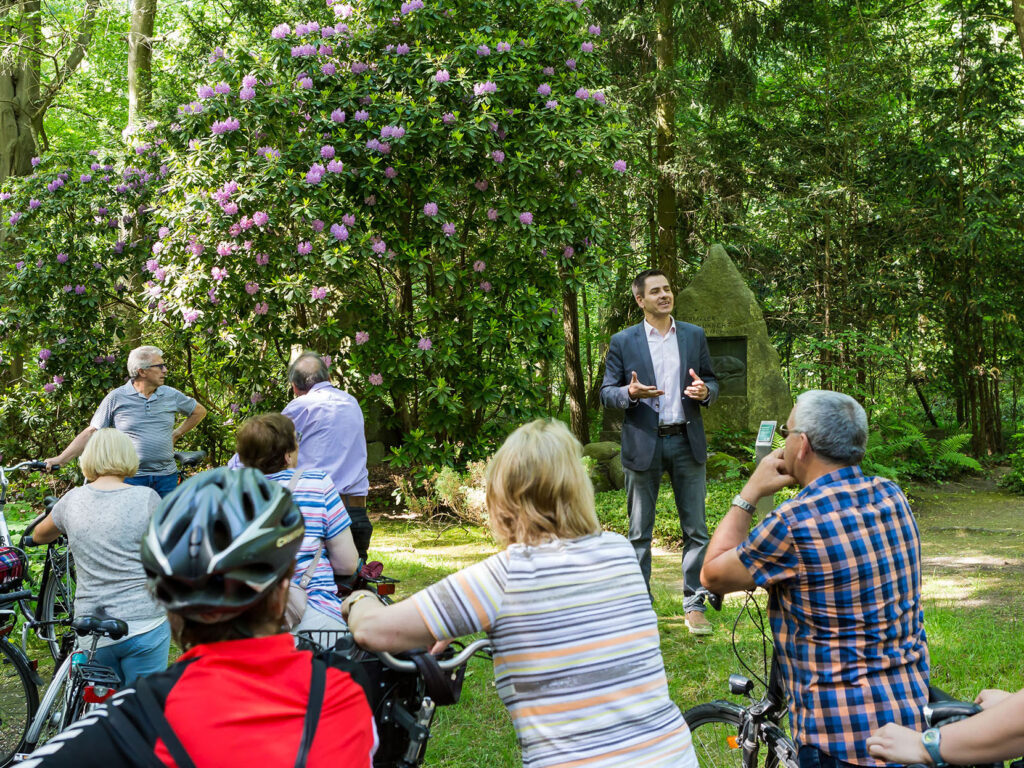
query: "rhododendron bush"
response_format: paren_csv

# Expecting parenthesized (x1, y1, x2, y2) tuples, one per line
(0, 0, 627, 464)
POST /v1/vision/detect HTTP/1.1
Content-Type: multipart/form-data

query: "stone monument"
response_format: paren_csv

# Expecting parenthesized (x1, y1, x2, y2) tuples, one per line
(673, 244, 792, 433)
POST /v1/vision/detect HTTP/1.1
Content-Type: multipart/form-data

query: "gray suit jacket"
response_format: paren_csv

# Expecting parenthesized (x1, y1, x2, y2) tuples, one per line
(600, 320, 719, 471)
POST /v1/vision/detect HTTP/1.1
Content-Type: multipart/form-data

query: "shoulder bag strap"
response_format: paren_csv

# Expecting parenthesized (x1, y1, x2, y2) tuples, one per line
(132, 677, 199, 768)
(294, 658, 328, 768)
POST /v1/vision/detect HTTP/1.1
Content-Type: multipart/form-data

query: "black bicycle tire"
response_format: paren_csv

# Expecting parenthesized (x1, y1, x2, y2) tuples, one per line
(39, 548, 76, 663)
(684, 702, 798, 768)
(0, 638, 39, 765)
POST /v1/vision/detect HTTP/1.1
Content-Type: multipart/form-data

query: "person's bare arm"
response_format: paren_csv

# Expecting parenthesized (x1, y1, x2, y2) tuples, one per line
(30, 515, 61, 546)
(44, 426, 97, 470)
(701, 448, 795, 594)
(326, 528, 359, 575)
(343, 592, 437, 652)
(173, 403, 207, 442)
(867, 687, 1024, 765)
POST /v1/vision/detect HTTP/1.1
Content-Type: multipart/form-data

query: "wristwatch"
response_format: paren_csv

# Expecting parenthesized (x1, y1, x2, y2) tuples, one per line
(921, 728, 947, 767)
(731, 495, 756, 515)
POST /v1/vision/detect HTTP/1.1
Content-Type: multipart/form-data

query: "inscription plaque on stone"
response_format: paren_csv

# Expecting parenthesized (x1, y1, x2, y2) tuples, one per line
(708, 337, 747, 398)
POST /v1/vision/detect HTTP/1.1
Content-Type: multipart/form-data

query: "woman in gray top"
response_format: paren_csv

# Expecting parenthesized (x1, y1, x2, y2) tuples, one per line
(31, 428, 169, 684)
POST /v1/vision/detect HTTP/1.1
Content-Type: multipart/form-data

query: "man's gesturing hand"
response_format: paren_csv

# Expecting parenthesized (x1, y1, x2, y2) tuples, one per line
(684, 368, 709, 401)
(627, 371, 664, 400)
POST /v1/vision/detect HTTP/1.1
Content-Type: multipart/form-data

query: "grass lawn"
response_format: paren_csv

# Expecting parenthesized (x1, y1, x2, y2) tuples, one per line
(367, 477, 1024, 766)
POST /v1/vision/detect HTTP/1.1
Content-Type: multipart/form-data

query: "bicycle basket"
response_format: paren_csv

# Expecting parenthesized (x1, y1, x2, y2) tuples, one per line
(0, 547, 27, 593)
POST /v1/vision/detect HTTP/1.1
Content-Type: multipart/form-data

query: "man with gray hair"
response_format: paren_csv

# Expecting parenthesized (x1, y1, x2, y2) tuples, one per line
(45, 346, 207, 497)
(701, 390, 929, 768)
(231, 351, 372, 558)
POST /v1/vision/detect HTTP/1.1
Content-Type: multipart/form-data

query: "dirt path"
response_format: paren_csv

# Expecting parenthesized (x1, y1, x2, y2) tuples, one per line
(650, 475, 1024, 609)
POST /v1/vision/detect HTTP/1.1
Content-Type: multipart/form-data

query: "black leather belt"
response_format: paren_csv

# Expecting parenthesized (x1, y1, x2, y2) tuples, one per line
(658, 423, 687, 437)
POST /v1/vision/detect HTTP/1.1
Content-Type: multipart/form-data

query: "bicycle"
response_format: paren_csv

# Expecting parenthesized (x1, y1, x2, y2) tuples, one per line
(0, 462, 77, 663)
(18, 613, 127, 758)
(295, 629, 491, 768)
(174, 450, 207, 485)
(0, 586, 43, 765)
(684, 591, 1006, 768)
(336, 559, 399, 605)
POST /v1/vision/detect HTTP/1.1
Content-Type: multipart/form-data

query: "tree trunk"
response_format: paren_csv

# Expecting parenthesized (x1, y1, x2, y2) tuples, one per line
(562, 278, 589, 445)
(126, 0, 157, 133)
(654, 0, 677, 285)
(0, 0, 40, 181)
(1013, 0, 1024, 61)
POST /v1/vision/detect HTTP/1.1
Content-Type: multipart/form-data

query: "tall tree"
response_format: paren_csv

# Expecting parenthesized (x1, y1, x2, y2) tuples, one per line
(126, 0, 157, 133)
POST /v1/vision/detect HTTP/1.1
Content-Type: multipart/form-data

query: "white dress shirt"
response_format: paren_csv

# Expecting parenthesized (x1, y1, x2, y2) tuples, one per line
(644, 319, 684, 425)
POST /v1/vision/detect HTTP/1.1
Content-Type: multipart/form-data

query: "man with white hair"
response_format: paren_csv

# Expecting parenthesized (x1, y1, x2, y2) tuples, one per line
(701, 390, 930, 768)
(45, 346, 207, 497)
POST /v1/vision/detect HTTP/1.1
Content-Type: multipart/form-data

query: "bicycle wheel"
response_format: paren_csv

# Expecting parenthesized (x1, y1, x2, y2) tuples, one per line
(0, 638, 39, 763)
(24, 656, 74, 753)
(684, 702, 798, 768)
(39, 546, 76, 663)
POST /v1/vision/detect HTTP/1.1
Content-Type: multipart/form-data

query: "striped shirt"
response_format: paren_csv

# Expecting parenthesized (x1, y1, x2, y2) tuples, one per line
(413, 531, 697, 768)
(267, 468, 351, 620)
(736, 466, 930, 766)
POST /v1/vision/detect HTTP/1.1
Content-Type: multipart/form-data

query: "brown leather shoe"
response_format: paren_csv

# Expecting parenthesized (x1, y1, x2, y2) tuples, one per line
(685, 610, 713, 635)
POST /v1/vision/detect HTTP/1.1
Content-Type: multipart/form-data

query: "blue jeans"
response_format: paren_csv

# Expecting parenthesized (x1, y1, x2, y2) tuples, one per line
(125, 473, 178, 498)
(797, 745, 864, 768)
(623, 433, 709, 612)
(91, 622, 171, 685)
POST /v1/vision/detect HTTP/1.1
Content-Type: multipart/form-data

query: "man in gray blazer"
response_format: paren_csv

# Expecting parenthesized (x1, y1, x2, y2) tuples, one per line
(601, 269, 719, 634)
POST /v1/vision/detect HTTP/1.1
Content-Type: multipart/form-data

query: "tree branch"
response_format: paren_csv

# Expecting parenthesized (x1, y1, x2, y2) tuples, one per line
(32, 0, 99, 120)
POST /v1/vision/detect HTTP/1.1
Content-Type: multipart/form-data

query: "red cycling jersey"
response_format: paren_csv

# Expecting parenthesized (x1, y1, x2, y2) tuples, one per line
(31, 633, 377, 768)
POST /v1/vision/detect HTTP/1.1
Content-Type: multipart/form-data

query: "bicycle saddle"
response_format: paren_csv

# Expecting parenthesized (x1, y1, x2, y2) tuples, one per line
(73, 615, 129, 640)
(174, 450, 207, 468)
(924, 699, 980, 726)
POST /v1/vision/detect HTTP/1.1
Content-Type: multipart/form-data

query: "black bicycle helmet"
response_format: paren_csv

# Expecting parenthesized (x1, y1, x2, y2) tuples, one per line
(141, 467, 304, 619)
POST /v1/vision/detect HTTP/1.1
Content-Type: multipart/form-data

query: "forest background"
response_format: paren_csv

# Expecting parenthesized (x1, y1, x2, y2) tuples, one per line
(2, 0, 1024, 494)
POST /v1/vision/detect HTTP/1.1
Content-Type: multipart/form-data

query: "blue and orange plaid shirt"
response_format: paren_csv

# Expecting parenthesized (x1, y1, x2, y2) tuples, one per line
(737, 465, 930, 766)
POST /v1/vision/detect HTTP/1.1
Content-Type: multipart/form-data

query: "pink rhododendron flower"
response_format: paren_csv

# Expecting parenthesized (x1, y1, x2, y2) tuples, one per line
(396, 43, 410, 55)
(497, 41, 511, 53)
(256, 253, 270, 265)
(331, 109, 346, 123)
(30, 156, 41, 167)
(575, 87, 590, 100)
(211, 267, 228, 281)
(442, 112, 455, 124)
(57, 252, 68, 263)
(355, 331, 369, 345)
(589, 24, 601, 35)
(543, 66, 555, 75)
(211, 117, 240, 134)
(306, 163, 325, 183)
(217, 242, 232, 257)
(342, 214, 356, 227)
(250, 392, 264, 404)
(254, 301, 269, 314)
(474, 179, 489, 191)
(74, 285, 86, 294)
(43, 383, 56, 394)
(480, 281, 492, 292)
(354, 110, 369, 121)
(537, 83, 552, 96)
(545, 99, 558, 109)
(473, 81, 497, 96)
(473, 260, 486, 272)
(369, 373, 383, 386)
(519, 211, 533, 225)
(477, 45, 491, 56)
(223, 202, 239, 215)
(566, 58, 577, 70)
(593, 91, 606, 105)
(564, 246, 575, 258)
(310, 286, 327, 300)
(331, 223, 349, 241)
(240, 87, 256, 100)
(581, 42, 594, 52)
(487, 208, 498, 220)
(242, 74, 257, 87)
(371, 238, 387, 253)
(312, 219, 325, 232)
(272, 23, 290, 37)
(385, 166, 397, 178)
(298, 76, 313, 89)
(321, 63, 336, 76)
(154, 268, 167, 281)
(492, 150, 505, 163)
(351, 62, 368, 74)
(327, 159, 344, 173)
(9, 212, 22, 225)
(53, 375, 64, 385)
(320, 44, 333, 56)
(245, 282, 259, 295)
(417, 337, 432, 351)
(297, 241, 313, 255)
(435, 69, 450, 83)
(613, 159, 627, 173)
(253, 211, 269, 226)
(442, 222, 456, 236)
(214, 81, 231, 94)
(39, 348, 51, 361)
(423, 202, 438, 217)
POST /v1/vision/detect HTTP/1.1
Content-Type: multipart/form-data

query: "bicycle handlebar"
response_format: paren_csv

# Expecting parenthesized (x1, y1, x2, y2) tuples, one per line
(378, 638, 492, 673)
(1, 461, 57, 473)
(0, 589, 34, 607)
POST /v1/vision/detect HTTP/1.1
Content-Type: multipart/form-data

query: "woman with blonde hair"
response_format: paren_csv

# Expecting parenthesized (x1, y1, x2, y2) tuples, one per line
(343, 418, 698, 768)
(30, 428, 169, 683)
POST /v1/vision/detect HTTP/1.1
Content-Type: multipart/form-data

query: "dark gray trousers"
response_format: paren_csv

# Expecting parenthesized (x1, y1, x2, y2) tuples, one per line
(623, 433, 709, 612)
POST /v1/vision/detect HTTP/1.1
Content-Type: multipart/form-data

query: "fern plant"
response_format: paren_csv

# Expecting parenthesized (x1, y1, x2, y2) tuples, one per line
(863, 418, 981, 482)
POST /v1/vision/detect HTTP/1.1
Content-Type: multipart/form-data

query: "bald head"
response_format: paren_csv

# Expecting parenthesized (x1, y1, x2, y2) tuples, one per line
(288, 351, 330, 393)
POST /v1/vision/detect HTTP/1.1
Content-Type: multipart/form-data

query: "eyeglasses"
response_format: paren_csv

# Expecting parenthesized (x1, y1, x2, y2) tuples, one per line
(777, 424, 803, 438)
(141, 363, 168, 371)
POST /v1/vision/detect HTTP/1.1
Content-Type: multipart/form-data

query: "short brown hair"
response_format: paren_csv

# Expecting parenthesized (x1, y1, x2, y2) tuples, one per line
(631, 269, 668, 298)
(235, 413, 297, 474)
(486, 419, 600, 547)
